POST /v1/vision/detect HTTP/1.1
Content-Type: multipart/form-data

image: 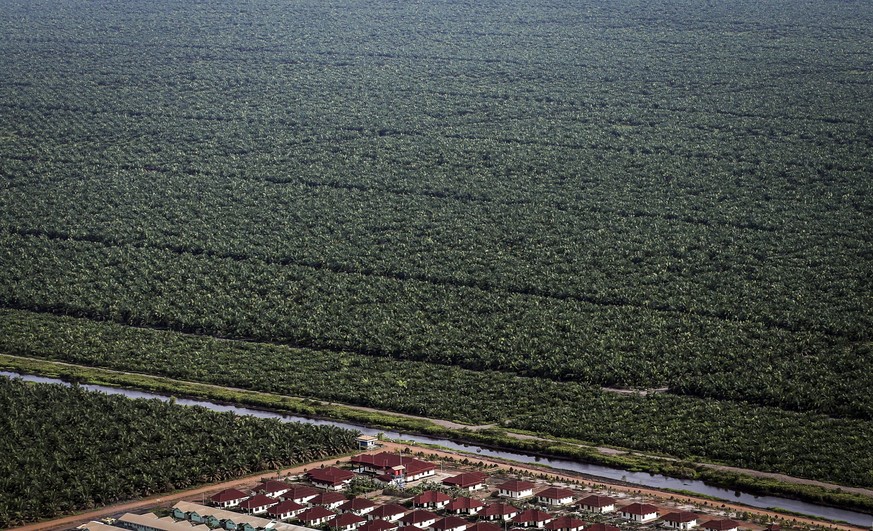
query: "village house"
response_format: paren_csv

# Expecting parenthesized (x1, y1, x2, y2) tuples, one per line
(299, 506, 338, 526)
(369, 503, 408, 522)
(578, 496, 616, 514)
(401, 510, 439, 529)
(431, 516, 470, 531)
(268, 500, 307, 520)
(340, 497, 378, 516)
(361, 520, 400, 531)
(586, 525, 620, 531)
(332, 512, 367, 531)
(479, 503, 520, 521)
(413, 491, 452, 509)
(497, 480, 536, 499)
(352, 452, 437, 482)
(445, 496, 485, 515)
(544, 516, 587, 531)
(442, 471, 489, 491)
(282, 485, 320, 504)
(467, 524, 501, 531)
(536, 487, 575, 506)
(254, 479, 292, 499)
(621, 503, 659, 523)
(701, 520, 740, 531)
(662, 512, 699, 530)
(312, 491, 349, 510)
(512, 509, 554, 528)
(238, 493, 279, 515)
(208, 488, 249, 508)
(308, 467, 356, 490)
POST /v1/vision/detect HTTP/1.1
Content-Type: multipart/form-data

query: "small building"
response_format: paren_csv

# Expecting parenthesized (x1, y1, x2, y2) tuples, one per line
(578, 496, 616, 514)
(268, 500, 307, 520)
(299, 506, 338, 526)
(413, 491, 451, 509)
(308, 467, 356, 490)
(468, 524, 501, 531)
(332, 513, 367, 531)
(544, 516, 586, 531)
(442, 472, 489, 491)
(701, 520, 739, 531)
(357, 435, 380, 449)
(351, 452, 437, 482)
(361, 520, 400, 531)
(445, 497, 485, 515)
(536, 488, 575, 506)
(621, 503, 659, 524)
(480, 503, 520, 522)
(369, 504, 407, 522)
(312, 491, 349, 510)
(662, 512, 699, 530)
(282, 485, 321, 504)
(512, 509, 553, 528)
(340, 498, 378, 516)
(254, 480, 292, 499)
(209, 488, 249, 508)
(431, 517, 470, 531)
(585, 525, 620, 531)
(401, 510, 439, 529)
(238, 494, 278, 515)
(498, 480, 536, 499)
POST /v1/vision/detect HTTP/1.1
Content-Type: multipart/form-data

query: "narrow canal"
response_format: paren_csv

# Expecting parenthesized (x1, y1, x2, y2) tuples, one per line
(3, 371, 870, 527)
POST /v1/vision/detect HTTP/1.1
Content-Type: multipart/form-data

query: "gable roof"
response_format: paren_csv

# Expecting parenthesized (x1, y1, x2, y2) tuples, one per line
(443, 472, 489, 488)
(702, 520, 740, 531)
(361, 521, 399, 531)
(352, 452, 437, 476)
(498, 480, 536, 492)
(255, 480, 290, 495)
(313, 492, 349, 505)
(468, 524, 501, 531)
(432, 517, 471, 531)
(341, 498, 377, 512)
(662, 512, 699, 523)
(283, 485, 320, 500)
(300, 506, 338, 522)
(480, 503, 520, 518)
(332, 513, 367, 528)
(512, 509, 553, 524)
(446, 497, 485, 511)
(544, 516, 586, 530)
(309, 467, 356, 485)
(268, 500, 306, 516)
(586, 525, 620, 531)
(371, 504, 408, 519)
(578, 495, 615, 508)
(239, 494, 278, 509)
(622, 503, 659, 515)
(536, 487, 575, 500)
(402, 510, 439, 525)
(413, 491, 451, 504)
(210, 488, 248, 503)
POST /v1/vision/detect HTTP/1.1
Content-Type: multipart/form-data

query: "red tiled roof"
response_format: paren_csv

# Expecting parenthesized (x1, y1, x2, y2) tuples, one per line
(622, 503, 659, 516)
(480, 504, 520, 518)
(536, 488, 575, 500)
(512, 510, 553, 524)
(300, 506, 338, 522)
(313, 492, 349, 505)
(361, 521, 399, 531)
(239, 494, 278, 510)
(446, 497, 485, 511)
(255, 480, 290, 495)
(413, 491, 451, 505)
(283, 485, 320, 501)
(370, 504, 407, 519)
(702, 520, 740, 531)
(443, 472, 488, 488)
(309, 467, 356, 485)
(578, 495, 615, 508)
(499, 480, 536, 492)
(268, 500, 305, 516)
(341, 498, 377, 512)
(432, 517, 470, 531)
(398, 526, 424, 531)
(586, 524, 620, 531)
(402, 510, 438, 525)
(662, 512, 698, 523)
(468, 524, 501, 531)
(332, 513, 366, 528)
(210, 488, 248, 503)
(352, 452, 437, 476)
(544, 517, 586, 530)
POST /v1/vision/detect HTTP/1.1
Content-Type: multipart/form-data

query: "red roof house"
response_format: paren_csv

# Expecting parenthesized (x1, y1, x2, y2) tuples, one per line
(512, 509, 553, 527)
(446, 497, 485, 515)
(442, 472, 489, 491)
(254, 480, 291, 498)
(332, 513, 367, 531)
(282, 485, 320, 504)
(480, 503, 520, 521)
(209, 488, 249, 508)
(468, 524, 501, 531)
(498, 480, 536, 499)
(401, 510, 439, 529)
(578, 496, 616, 514)
(702, 520, 740, 531)
(312, 491, 349, 510)
(268, 499, 307, 520)
(431, 517, 470, 531)
(544, 517, 586, 531)
(300, 506, 339, 526)
(536, 488, 575, 506)
(369, 504, 408, 522)
(662, 513, 699, 530)
(361, 521, 400, 531)
(621, 503, 659, 523)
(352, 453, 437, 482)
(239, 494, 278, 515)
(340, 498, 378, 516)
(308, 467, 356, 490)
(413, 491, 451, 509)
(586, 525, 620, 531)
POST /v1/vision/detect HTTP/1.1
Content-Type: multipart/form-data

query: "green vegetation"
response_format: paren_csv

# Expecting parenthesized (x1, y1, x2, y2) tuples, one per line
(0, 377, 358, 528)
(1, 0, 871, 498)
